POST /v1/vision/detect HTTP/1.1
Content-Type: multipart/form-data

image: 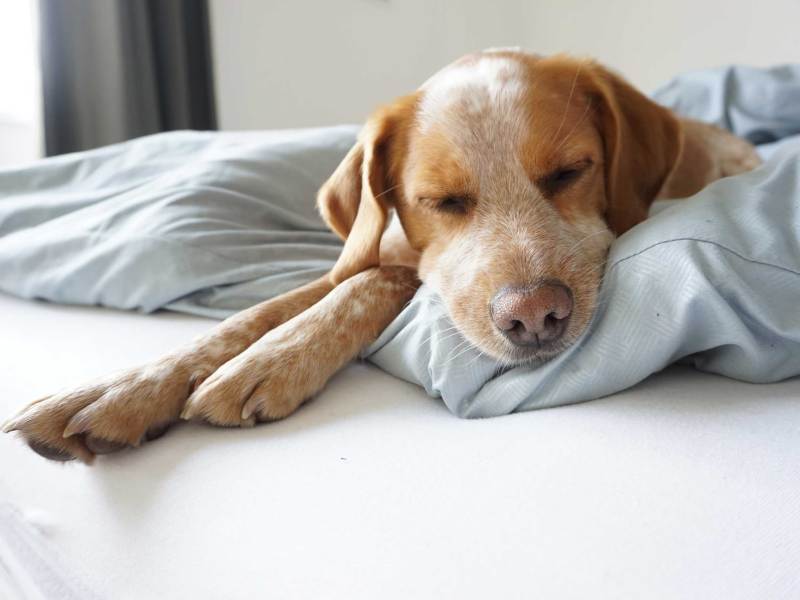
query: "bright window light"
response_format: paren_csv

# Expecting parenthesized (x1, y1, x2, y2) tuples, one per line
(0, 0, 42, 165)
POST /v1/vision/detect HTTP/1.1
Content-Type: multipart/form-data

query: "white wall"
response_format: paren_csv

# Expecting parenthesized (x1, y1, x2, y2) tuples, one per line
(210, 0, 800, 130)
(513, 0, 800, 91)
(210, 0, 528, 129)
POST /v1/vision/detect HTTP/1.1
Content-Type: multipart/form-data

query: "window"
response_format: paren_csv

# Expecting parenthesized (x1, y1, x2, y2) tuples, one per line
(0, 0, 41, 167)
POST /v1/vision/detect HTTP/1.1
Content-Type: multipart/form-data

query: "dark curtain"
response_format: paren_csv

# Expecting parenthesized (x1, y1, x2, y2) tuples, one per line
(39, 0, 217, 156)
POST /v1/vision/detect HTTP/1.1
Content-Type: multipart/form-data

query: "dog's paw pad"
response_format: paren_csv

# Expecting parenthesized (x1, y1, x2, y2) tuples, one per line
(27, 439, 75, 462)
(84, 436, 129, 455)
(144, 422, 172, 442)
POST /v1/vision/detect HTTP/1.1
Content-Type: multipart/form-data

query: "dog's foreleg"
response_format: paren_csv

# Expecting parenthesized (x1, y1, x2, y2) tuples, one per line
(180, 266, 420, 425)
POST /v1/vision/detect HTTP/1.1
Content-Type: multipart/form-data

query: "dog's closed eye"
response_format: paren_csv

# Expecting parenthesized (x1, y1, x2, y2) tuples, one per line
(420, 195, 473, 215)
(437, 196, 471, 214)
(537, 160, 592, 196)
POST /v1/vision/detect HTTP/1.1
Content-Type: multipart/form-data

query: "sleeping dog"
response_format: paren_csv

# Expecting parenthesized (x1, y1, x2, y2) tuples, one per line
(4, 49, 760, 462)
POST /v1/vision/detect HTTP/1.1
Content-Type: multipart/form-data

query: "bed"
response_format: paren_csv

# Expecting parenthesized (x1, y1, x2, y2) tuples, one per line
(2, 290, 799, 598)
(3, 62, 800, 598)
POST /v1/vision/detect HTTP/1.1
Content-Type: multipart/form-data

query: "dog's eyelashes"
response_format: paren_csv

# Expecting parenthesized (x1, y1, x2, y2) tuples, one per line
(434, 196, 470, 214)
(552, 168, 581, 183)
(537, 161, 591, 196)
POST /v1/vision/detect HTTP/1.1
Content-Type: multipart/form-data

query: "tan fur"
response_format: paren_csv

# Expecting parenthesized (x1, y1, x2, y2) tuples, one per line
(660, 118, 762, 199)
(181, 267, 419, 426)
(3, 50, 760, 462)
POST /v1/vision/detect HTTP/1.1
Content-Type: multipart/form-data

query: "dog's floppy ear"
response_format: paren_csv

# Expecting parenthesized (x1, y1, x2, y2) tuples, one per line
(318, 96, 415, 285)
(586, 64, 682, 234)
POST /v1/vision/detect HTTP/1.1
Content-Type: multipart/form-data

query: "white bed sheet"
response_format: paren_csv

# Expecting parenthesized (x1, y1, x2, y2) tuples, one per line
(1, 292, 799, 599)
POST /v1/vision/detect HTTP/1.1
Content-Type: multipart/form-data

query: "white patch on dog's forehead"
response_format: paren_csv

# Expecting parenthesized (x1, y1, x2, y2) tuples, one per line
(483, 46, 524, 54)
(415, 54, 531, 199)
(418, 55, 525, 133)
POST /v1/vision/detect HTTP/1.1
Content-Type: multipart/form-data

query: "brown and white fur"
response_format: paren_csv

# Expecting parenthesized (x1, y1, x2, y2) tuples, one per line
(3, 50, 760, 463)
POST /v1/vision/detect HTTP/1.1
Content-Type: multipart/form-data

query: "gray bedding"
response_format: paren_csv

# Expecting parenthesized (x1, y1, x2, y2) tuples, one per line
(1, 65, 798, 417)
(0, 126, 356, 316)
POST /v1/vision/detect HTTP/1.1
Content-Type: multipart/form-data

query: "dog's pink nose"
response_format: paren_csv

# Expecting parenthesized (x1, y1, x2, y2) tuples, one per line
(491, 281, 573, 347)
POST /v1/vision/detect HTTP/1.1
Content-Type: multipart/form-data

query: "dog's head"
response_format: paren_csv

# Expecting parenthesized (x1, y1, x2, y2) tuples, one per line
(318, 50, 681, 364)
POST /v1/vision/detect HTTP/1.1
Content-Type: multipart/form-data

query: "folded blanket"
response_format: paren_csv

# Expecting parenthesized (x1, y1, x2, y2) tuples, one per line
(1, 66, 798, 417)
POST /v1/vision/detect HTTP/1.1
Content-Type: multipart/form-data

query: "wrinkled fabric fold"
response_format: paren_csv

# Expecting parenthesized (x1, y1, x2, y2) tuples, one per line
(365, 144, 800, 416)
(0, 127, 356, 316)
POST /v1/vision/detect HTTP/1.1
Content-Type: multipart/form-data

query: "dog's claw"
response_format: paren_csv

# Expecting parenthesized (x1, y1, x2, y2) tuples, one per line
(241, 397, 259, 421)
(62, 409, 96, 438)
(2, 418, 20, 434)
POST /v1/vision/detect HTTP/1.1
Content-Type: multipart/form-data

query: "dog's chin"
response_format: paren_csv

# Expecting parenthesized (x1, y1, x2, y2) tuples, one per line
(491, 336, 576, 366)
(456, 322, 587, 367)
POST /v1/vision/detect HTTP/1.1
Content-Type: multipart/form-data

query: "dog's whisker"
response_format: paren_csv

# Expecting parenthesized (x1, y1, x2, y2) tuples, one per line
(440, 339, 472, 365)
(552, 95, 593, 154)
(419, 326, 463, 348)
(374, 184, 401, 200)
(550, 61, 585, 146)
(441, 340, 481, 367)
(559, 229, 611, 263)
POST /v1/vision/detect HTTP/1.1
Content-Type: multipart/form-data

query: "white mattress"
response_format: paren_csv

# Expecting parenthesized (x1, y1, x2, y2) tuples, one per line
(1, 291, 799, 599)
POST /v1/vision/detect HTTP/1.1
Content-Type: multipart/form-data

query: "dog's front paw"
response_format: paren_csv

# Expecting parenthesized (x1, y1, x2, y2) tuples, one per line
(2, 356, 210, 463)
(181, 334, 321, 427)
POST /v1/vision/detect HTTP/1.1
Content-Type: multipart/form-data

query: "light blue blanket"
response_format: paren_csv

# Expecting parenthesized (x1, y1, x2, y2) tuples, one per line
(1, 66, 798, 417)
(0, 127, 355, 316)
(368, 142, 800, 415)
